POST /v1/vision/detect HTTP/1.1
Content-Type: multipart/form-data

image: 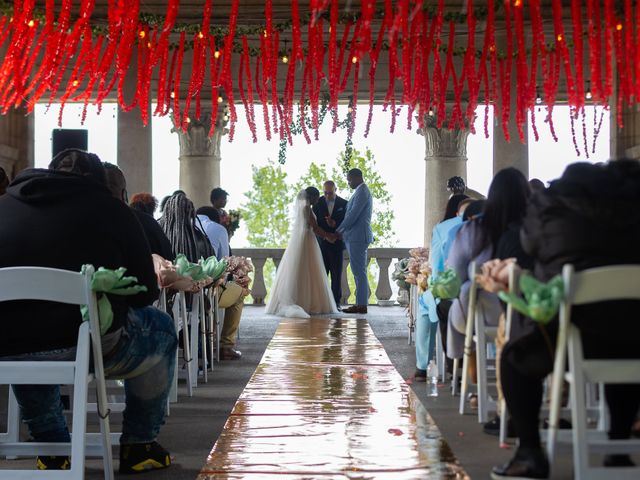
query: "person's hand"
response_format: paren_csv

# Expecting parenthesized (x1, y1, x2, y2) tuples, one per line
(325, 215, 336, 228)
(325, 233, 337, 244)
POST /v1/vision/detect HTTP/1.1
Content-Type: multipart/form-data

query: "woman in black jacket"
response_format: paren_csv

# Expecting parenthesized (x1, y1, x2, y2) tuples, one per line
(493, 160, 640, 479)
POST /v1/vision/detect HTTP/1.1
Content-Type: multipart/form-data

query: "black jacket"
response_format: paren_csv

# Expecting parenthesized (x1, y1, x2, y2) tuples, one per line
(519, 160, 640, 344)
(132, 209, 174, 260)
(0, 169, 159, 356)
(313, 195, 347, 249)
(521, 161, 640, 281)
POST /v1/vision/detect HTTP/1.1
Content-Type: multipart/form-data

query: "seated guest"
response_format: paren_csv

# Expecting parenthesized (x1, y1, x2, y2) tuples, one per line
(446, 175, 485, 200)
(493, 160, 640, 479)
(130, 192, 159, 217)
(194, 205, 244, 360)
(0, 166, 8, 196)
(414, 195, 471, 380)
(444, 199, 486, 264)
(444, 168, 530, 370)
(0, 149, 177, 473)
(528, 178, 546, 192)
(160, 192, 214, 262)
(103, 164, 173, 261)
(196, 206, 230, 260)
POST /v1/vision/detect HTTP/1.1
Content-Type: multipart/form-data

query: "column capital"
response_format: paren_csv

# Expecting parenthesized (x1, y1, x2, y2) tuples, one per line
(172, 109, 229, 157)
(418, 115, 470, 159)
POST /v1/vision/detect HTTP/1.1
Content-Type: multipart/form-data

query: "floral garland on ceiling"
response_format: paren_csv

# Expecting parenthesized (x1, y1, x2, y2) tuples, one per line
(0, 0, 636, 158)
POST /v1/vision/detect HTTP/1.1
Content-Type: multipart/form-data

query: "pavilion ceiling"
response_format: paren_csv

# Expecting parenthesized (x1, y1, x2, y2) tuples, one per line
(0, 1, 635, 155)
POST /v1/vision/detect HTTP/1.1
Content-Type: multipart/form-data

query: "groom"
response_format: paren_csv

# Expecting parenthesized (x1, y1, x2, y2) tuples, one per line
(337, 168, 373, 314)
(313, 180, 348, 306)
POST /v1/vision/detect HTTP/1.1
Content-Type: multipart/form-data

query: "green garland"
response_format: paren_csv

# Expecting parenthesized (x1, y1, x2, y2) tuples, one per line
(277, 93, 355, 167)
(0, 1, 589, 59)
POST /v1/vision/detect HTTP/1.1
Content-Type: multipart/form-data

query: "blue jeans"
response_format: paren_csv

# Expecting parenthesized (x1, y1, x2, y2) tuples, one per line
(10, 306, 177, 445)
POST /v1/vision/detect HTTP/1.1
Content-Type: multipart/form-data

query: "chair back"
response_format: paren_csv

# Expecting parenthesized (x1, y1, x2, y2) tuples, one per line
(563, 264, 640, 306)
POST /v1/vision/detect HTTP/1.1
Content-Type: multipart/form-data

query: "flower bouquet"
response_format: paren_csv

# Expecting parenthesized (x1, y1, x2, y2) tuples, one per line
(405, 247, 430, 292)
(224, 256, 254, 296)
(220, 209, 241, 238)
(392, 258, 411, 290)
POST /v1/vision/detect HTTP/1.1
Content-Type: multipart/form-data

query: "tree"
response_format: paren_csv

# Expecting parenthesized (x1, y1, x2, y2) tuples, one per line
(293, 146, 395, 303)
(241, 162, 292, 248)
(294, 147, 395, 247)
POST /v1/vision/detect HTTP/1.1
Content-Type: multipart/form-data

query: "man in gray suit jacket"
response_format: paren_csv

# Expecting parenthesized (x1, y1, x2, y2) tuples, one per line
(337, 168, 373, 314)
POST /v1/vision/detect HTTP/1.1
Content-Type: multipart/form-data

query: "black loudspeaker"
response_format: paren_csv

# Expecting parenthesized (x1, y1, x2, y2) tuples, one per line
(52, 129, 88, 158)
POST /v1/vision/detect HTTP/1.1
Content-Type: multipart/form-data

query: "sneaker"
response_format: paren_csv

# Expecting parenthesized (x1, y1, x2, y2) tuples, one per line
(491, 447, 550, 479)
(119, 441, 171, 474)
(414, 369, 427, 382)
(37, 456, 70, 470)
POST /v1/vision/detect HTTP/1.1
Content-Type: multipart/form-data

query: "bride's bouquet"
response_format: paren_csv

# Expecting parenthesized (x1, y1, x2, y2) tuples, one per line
(220, 209, 242, 238)
(224, 256, 254, 296)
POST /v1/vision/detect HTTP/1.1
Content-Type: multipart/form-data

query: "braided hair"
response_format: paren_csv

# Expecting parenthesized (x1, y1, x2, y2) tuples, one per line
(159, 192, 202, 262)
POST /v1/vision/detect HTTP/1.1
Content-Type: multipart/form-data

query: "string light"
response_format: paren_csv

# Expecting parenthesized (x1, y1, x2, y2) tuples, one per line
(170, 91, 175, 99)
(213, 50, 221, 59)
(138, 30, 146, 39)
(186, 116, 191, 123)
(198, 31, 204, 39)
(557, 33, 563, 42)
(585, 81, 592, 100)
(217, 96, 223, 103)
(514, 0, 522, 7)
(351, 56, 358, 64)
(616, 23, 623, 31)
(27, 19, 34, 27)
(72, 79, 79, 87)
(281, 54, 289, 64)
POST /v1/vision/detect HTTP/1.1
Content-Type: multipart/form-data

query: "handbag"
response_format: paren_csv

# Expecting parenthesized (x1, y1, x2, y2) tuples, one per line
(218, 281, 244, 308)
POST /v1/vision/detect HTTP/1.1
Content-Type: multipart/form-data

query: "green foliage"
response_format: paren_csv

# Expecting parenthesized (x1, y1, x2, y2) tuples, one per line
(240, 162, 292, 248)
(293, 147, 395, 247)
(242, 146, 395, 304)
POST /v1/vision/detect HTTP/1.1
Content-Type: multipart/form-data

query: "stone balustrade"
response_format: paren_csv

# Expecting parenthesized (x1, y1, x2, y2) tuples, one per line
(232, 248, 411, 305)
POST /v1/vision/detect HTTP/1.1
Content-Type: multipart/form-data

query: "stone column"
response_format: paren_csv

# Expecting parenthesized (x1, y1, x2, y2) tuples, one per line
(420, 115, 470, 246)
(117, 53, 152, 195)
(493, 33, 529, 177)
(0, 107, 34, 178)
(117, 105, 152, 195)
(493, 114, 529, 176)
(174, 111, 227, 209)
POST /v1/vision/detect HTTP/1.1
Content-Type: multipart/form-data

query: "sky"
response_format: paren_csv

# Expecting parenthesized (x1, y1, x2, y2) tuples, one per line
(35, 102, 610, 248)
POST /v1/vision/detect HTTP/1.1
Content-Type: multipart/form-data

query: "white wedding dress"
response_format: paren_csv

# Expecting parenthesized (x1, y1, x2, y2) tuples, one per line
(266, 191, 339, 318)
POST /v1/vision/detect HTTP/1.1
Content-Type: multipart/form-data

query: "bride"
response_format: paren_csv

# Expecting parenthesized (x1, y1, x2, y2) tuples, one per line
(266, 187, 339, 318)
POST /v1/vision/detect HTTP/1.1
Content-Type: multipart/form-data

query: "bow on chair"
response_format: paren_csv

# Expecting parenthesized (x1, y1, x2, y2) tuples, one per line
(498, 274, 564, 324)
(429, 268, 462, 300)
(81, 265, 148, 335)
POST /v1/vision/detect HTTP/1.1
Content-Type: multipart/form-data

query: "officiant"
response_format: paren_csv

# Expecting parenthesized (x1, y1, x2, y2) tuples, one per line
(313, 180, 348, 306)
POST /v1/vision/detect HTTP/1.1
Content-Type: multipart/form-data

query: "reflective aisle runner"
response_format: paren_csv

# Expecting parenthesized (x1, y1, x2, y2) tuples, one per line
(198, 318, 469, 479)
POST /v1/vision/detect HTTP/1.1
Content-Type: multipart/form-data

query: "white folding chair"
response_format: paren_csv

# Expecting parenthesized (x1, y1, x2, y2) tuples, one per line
(171, 291, 194, 400)
(459, 262, 498, 423)
(0, 266, 114, 480)
(408, 284, 418, 345)
(547, 264, 640, 480)
(498, 263, 518, 445)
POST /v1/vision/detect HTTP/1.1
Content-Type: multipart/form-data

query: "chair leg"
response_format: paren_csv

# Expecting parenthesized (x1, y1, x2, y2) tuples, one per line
(451, 358, 459, 396)
(459, 350, 469, 415)
(499, 399, 508, 445)
(567, 327, 590, 480)
(476, 324, 489, 424)
(180, 294, 194, 397)
(2, 389, 20, 460)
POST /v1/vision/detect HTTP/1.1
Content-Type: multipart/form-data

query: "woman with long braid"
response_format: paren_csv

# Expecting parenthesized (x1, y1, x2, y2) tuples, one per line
(159, 192, 214, 262)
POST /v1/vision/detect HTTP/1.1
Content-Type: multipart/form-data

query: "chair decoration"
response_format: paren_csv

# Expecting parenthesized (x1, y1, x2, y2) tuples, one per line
(80, 265, 148, 334)
(498, 274, 564, 324)
(475, 258, 516, 294)
(429, 268, 461, 300)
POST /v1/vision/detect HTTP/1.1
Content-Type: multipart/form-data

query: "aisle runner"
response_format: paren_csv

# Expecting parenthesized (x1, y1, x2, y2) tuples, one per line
(198, 318, 468, 479)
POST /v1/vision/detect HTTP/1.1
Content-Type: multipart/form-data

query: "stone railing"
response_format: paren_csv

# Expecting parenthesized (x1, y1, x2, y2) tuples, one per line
(232, 248, 411, 305)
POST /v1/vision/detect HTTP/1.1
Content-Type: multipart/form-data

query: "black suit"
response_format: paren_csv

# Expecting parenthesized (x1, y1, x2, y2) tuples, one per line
(313, 196, 348, 305)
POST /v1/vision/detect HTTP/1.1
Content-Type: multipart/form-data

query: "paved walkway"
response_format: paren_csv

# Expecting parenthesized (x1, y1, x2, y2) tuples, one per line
(197, 317, 467, 479)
